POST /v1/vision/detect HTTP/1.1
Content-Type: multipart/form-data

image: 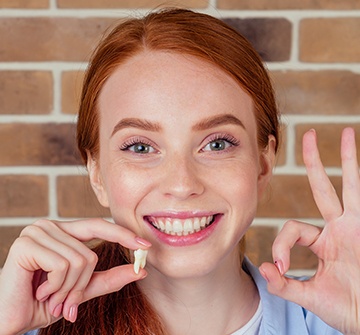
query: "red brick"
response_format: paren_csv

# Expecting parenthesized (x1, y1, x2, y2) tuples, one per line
(57, 175, 111, 218)
(290, 245, 318, 270)
(0, 71, 53, 115)
(245, 226, 277, 266)
(257, 175, 342, 218)
(0, 175, 48, 217)
(0, 18, 116, 62)
(246, 226, 318, 270)
(57, 0, 207, 8)
(300, 18, 360, 62)
(295, 124, 360, 167)
(0, 123, 82, 166)
(222, 18, 292, 62)
(0, 0, 48, 8)
(218, 0, 360, 9)
(271, 70, 360, 115)
(61, 71, 84, 115)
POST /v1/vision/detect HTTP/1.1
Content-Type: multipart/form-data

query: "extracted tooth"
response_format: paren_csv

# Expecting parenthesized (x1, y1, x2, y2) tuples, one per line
(133, 249, 148, 274)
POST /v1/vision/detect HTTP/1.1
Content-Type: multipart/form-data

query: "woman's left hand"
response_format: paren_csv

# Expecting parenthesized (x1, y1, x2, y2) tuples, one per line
(259, 127, 360, 335)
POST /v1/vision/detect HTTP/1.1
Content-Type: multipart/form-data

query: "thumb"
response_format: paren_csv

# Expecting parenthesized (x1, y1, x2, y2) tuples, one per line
(259, 262, 309, 306)
(83, 264, 147, 303)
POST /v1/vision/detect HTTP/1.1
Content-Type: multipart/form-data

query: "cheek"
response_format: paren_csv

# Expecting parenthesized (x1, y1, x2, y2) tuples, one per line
(231, 175, 259, 205)
(226, 171, 260, 228)
(104, 168, 153, 222)
(218, 163, 261, 216)
(219, 159, 260, 193)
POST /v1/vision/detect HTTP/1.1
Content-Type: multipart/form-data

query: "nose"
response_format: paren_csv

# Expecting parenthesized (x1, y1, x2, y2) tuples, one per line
(159, 155, 205, 200)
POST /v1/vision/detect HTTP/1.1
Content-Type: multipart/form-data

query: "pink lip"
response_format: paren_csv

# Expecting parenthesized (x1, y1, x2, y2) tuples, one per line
(144, 213, 222, 247)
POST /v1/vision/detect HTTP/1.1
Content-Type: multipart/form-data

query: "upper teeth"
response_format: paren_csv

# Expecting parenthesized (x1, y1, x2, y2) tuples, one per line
(149, 216, 213, 236)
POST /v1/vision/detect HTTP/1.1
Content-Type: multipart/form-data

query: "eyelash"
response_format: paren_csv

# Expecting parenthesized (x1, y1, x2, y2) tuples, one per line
(119, 133, 240, 153)
(119, 137, 156, 152)
(201, 133, 240, 151)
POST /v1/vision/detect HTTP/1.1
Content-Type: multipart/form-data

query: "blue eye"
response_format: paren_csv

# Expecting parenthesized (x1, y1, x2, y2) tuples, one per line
(120, 139, 157, 154)
(202, 134, 239, 152)
(129, 143, 154, 154)
(204, 139, 231, 151)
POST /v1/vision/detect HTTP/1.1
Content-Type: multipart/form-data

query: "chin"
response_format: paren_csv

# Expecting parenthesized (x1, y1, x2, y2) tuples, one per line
(145, 245, 237, 282)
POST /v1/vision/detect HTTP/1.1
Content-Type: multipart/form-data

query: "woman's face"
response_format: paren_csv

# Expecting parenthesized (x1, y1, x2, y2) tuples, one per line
(89, 51, 275, 279)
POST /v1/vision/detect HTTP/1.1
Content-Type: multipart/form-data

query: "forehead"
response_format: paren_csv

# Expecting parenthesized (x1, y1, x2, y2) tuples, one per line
(98, 50, 256, 131)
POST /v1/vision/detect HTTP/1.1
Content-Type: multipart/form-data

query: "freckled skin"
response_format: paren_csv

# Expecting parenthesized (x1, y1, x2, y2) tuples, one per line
(89, 51, 274, 281)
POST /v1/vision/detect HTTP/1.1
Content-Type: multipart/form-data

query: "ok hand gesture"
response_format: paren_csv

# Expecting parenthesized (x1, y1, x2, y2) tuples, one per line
(260, 127, 360, 335)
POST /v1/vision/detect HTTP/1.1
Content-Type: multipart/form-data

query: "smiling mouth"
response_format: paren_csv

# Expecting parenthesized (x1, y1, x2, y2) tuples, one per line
(145, 215, 217, 236)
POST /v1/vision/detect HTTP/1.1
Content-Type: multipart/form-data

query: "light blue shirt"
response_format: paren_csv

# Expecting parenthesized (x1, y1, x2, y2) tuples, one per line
(25, 258, 343, 335)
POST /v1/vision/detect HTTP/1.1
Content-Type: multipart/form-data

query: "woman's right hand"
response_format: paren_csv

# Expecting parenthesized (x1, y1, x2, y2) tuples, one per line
(0, 218, 151, 335)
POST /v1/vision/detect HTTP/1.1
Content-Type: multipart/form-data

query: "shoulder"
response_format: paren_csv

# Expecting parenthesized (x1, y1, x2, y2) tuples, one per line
(243, 257, 343, 335)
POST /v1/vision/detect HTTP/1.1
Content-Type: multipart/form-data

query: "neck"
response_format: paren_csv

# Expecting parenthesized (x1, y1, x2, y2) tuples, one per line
(138, 254, 259, 335)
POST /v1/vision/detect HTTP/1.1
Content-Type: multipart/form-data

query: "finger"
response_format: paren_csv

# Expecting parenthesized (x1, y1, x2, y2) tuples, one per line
(272, 220, 322, 274)
(341, 127, 360, 212)
(46, 249, 97, 320)
(20, 224, 95, 318)
(30, 220, 150, 321)
(82, 264, 147, 303)
(62, 262, 147, 322)
(9, 235, 69, 301)
(259, 262, 311, 308)
(58, 250, 98, 323)
(31, 220, 100, 298)
(54, 218, 151, 250)
(303, 129, 343, 221)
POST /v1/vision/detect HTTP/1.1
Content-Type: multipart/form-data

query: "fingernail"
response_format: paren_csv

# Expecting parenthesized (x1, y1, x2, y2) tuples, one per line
(135, 236, 151, 247)
(52, 303, 63, 318)
(69, 304, 78, 323)
(274, 259, 284, 275)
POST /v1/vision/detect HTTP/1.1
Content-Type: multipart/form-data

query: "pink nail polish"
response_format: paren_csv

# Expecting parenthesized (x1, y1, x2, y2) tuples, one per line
(274, 259, 284, 275)
(52, 303, 63, 318)
(135, 236, 151, 247)
(69, 305, 78, 323)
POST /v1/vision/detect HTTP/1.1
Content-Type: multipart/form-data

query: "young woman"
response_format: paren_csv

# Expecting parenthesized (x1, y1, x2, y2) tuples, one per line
(0, 8, 359, 335)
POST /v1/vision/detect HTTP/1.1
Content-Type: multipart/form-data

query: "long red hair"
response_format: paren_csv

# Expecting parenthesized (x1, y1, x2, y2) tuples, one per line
(41, 7, 280, 334)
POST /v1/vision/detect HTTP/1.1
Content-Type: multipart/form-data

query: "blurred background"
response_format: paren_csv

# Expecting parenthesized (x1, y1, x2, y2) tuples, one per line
(0, 0, 359, 274)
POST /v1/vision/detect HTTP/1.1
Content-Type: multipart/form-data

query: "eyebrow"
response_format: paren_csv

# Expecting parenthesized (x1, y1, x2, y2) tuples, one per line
(111, 113, 245, 137)
(111, 118, 162, 137)
(192, 114, 245, 131)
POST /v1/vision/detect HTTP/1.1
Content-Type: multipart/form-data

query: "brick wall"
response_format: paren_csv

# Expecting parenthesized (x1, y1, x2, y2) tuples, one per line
(0, 0, 359, 275)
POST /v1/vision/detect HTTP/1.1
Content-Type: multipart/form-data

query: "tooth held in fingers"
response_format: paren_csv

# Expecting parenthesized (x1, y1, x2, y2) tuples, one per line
(133, 249, 148, 274)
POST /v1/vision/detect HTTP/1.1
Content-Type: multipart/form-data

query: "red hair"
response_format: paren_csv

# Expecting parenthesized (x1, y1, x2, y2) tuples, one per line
(41, 8, 280, 334)
(77, 8, 279, 164)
